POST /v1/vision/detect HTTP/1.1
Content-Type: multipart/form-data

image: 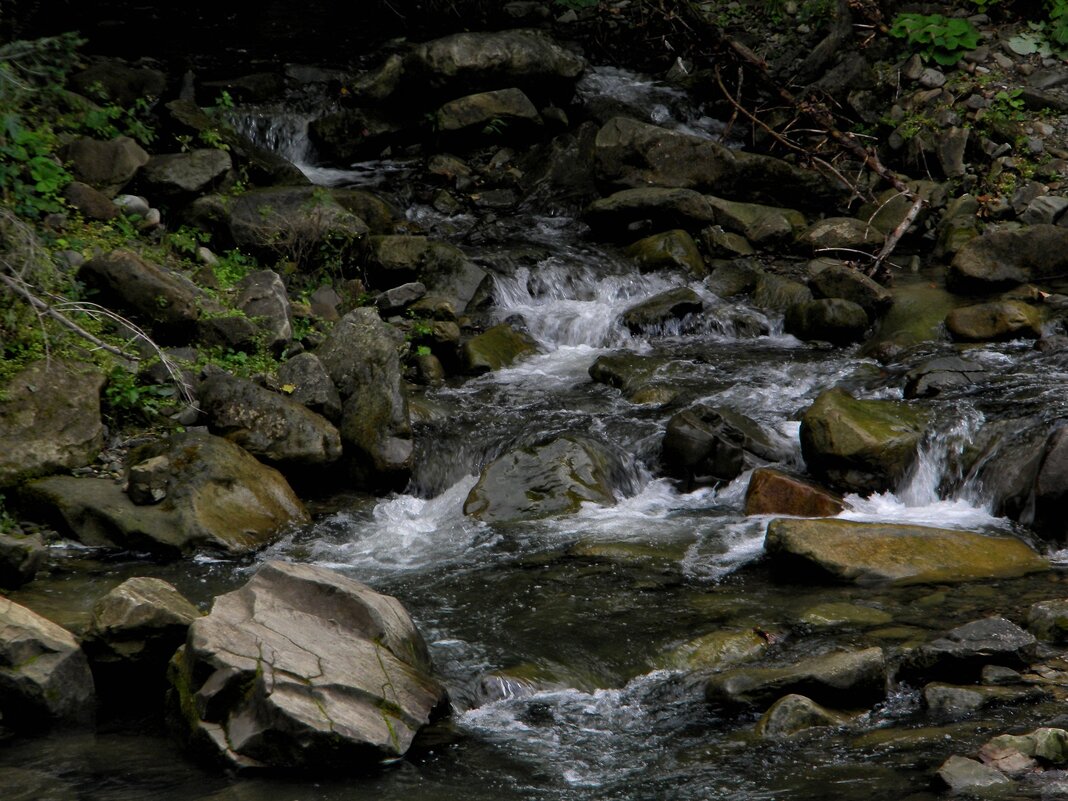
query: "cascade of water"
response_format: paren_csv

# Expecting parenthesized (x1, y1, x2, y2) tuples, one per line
(228, 109, 315, 166)
(897, 404, 986, 507)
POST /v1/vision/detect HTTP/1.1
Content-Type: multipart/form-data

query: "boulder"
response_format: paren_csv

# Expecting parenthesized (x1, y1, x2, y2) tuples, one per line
(0, 360, 105, 488)
(70, 60, 167, 106)
(332, 188, 400, 234)
(659, 630, 769, 672)
(754, 694, 848, 738)
(923, 682, 1047, 720)
(0, 532, 46, 589)
(626, 230, 707, 277)
(784, 298, 869, 345)
(227, 187, 368, 271)
(365, 236, 487, 313)
(620, 287, 703, 333)
(77, 249, 206, 341)
(307, 107, 408, 164)
(461, 323, 538, 373)
(434, 87, 542, 141)
(903, 355, 987, 399)
(463, 435, 625, 523)
(982, 728, 1068, 765)
(744, 468, 844, 517)
(1034, 426, 1068, 540)
(583, 188, 716, 238)
(799, 217, 884, 252)
(946, 300, 1043, 342)
(276, 353, 343, 422)
(799, 387, 928, 493)
(764, 518, 1048, 586)
(704, 261, 763, 299)
(936, 756, 1013, 794)
(62, 181, 119, 221)
(705, 196, 806, 247)
(705, 647, 886, 710)
(661, 405, 790, 490)
(1027, 598, 1068, 642)
(20, 432, 308, 556)
(168, 561, 446, 770)
(62, 135, 149, 196)
(316, 308, 412, 488)
(235, 270, 293, 351)
(949, 224, 1068, 293)
(587, 352, 669, 395)
(376, 282, 428, 316)
(807, 260, 893, 320)
(83, 577, 201, 696)
(139, 149, 232, 201)
(908, 618, 1040, 689)
(198, 372, 343, 469)
(956, 417, 1052, 524)
(862, 282, 957, 354)
(404, 30, 585, 100)
(593, 117, 841, 210)
(752, 274, 812, 312)
(0, 596, 94, 728)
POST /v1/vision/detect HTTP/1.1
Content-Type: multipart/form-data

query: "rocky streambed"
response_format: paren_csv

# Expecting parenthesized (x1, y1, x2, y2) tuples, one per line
(9, 4, 1068, 799)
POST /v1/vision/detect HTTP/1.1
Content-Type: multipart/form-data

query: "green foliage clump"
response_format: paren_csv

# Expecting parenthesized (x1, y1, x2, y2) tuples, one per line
(102, 364, 178, 426)
(890, 13, 980, 65)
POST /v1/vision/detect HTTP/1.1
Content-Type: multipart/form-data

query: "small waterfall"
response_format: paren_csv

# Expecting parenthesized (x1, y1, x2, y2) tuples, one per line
(492, 261, 683, 351)
(228, 109, 316, 167)
(897, 405, 986, 507)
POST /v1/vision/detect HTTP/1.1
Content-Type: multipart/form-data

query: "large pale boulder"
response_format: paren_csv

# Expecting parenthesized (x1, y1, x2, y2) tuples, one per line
(434, 87, 542, 140)
(799, 387, 928, 493)
(168, 561, 446, 770)
(0, 360, 104, 488)
(0, 597, 94, 728)
(20, 432, 308, 557)
(316, 308, 412, 488)
(948, 224, 1068, 293)
(764, 518, 1048, 586)
(464, 435, 626, 523)
(199, 372, 342, 469)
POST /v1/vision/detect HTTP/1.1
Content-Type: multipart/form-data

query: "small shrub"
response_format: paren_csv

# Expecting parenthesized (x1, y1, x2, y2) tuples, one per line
(890, 13, 980, 65)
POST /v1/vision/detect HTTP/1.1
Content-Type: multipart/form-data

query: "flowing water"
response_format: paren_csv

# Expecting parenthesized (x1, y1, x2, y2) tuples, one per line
(7, 66, 1068, 801)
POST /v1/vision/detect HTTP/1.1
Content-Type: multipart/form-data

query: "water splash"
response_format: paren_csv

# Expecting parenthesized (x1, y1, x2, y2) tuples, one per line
(897, 404, 985, 507)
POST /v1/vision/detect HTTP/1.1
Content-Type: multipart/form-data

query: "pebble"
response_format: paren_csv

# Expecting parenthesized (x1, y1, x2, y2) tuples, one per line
(919, 68, 947, 89)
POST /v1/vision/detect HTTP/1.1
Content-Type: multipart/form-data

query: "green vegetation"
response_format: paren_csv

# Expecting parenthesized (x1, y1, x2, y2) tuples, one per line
(889, 13, 980, 65)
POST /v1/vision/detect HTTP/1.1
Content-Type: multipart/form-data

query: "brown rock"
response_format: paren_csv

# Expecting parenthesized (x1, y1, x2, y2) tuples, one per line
(744, 468, 845, 517)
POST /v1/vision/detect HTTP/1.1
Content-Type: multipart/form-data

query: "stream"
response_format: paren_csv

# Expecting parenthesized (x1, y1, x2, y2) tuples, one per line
(7, 65, 1068, 801)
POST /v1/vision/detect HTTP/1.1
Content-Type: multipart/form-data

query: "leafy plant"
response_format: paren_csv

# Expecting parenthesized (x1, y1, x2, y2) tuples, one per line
(890, 13, 980, 65)
(103, 365, 176, 425)
(212, 248, 257, 288)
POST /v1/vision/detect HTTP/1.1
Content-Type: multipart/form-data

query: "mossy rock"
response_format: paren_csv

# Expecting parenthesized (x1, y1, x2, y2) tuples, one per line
(461, 324, 538, 374)
(626, 229, 707, 277)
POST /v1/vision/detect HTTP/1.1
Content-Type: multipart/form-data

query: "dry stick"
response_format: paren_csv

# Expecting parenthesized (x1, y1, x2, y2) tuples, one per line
(871, 193, 924, 282)
(676, 0, 923, 278)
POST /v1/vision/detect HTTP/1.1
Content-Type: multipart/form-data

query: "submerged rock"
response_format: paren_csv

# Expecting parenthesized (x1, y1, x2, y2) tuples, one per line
(799, 387, 927, 493)
(659, 630, 769, 672)
(168, 561, 446, 770)
(705, 647, 886, 710)
(754, 694, 848, 738)
(764, 519, 1048, 586)
(464, 435, 626, 523)
(0, 596, 95, 728)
